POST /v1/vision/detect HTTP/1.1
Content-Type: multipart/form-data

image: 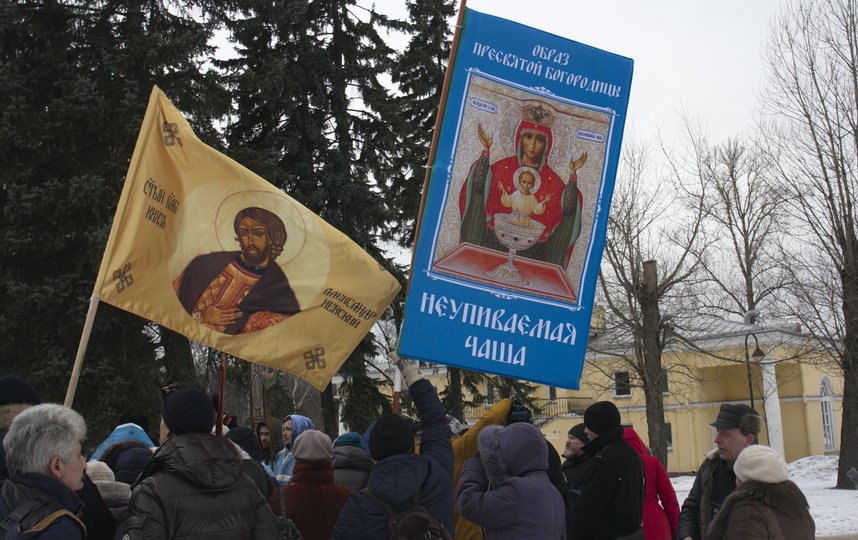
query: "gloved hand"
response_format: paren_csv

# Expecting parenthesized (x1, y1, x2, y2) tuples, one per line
(393, 352, 422, 387)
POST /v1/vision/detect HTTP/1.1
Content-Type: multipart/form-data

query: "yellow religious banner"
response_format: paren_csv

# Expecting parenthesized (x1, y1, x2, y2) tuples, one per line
(94, 86, 400, 390)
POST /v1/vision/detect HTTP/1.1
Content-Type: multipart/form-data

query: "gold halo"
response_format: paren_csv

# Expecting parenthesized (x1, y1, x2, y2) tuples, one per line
(513, 167, 541, 193)
(214, 190, 306, 266)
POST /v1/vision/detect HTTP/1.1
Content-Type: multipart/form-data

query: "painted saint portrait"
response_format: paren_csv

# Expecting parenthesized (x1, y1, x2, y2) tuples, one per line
(459, 101, 587, 267)
(432, 75, 611, 304)
(173, 206, 301, 334)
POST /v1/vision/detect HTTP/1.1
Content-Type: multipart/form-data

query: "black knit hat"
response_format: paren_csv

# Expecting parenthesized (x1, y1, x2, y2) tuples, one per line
(584, 401, 621, 434)
(369, 414, 415, 461)
(0, 375, 41, 406)
(567, 423, 588, 443)
(161, 388, 215, 435)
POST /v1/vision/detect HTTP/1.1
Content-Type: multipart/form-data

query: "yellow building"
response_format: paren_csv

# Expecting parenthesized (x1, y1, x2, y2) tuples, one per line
(382, 316, 844, 474)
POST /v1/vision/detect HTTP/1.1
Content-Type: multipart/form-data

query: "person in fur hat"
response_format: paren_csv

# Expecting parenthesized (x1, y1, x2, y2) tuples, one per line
(707, 445, 814, 539)
(87, 460, 132, 539)
(457, 422, 566, 539)
(678, 403, 761, 540)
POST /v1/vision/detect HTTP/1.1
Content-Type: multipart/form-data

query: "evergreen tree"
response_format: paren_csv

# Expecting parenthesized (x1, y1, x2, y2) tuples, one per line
(218, 0, 404, 434)
(387, 0, 455, 247)
(0, 0, 227, 441)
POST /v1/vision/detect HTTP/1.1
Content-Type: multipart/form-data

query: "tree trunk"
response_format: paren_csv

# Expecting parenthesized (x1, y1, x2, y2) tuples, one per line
(837, 262, 858, 488)
(320, 382, 339, 440)
(641, 260, 668, 466)
(159, 326, 198, 388)
(447, 367, 465, 421)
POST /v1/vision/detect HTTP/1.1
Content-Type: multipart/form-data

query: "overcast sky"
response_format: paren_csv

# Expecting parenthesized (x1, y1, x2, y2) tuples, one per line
(378, 0, 785, 148)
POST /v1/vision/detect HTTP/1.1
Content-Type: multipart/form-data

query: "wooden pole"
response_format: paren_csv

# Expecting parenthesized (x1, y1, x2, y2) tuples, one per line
(216, 352, 226, 436)
(404, 0, 469, 296)
(65, 294, 100, 407)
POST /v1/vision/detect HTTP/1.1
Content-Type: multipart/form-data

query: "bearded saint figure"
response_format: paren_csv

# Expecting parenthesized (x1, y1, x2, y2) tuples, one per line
(173, 206, 300, 334)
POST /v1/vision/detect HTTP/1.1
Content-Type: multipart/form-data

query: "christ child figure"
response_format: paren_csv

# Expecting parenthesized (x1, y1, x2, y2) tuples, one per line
(497, 168, 552, 227)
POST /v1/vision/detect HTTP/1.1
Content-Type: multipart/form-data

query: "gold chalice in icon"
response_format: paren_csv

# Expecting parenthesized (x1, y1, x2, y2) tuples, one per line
(485, 213, 545, 285)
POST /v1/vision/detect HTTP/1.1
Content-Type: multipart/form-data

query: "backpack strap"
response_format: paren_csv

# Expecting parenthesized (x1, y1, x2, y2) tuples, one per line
(0, 498, 85, 537)
(0, 498, 43, 533)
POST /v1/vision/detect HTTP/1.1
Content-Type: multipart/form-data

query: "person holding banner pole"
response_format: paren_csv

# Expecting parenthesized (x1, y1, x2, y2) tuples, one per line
(332, 354, 454, 539)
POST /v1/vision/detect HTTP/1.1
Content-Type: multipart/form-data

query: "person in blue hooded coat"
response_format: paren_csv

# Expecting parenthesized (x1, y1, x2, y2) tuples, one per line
(272, 414, 315, 485)
(457, 422, 566, 539)
(331, 356, 454, 539)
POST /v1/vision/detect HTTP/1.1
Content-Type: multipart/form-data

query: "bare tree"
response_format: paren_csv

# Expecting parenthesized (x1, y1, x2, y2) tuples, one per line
(761, 0, 858, 488)
(594, 140, 706, 466)
(689, 133, 790, 319)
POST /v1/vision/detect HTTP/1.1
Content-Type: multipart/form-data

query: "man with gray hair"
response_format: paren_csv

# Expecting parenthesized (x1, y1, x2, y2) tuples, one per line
(677, 403, 762, 540)
(0, 403, 89, 538)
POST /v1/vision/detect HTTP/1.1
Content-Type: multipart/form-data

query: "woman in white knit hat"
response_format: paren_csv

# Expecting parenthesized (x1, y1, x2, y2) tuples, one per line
(707, 445, 814, 539)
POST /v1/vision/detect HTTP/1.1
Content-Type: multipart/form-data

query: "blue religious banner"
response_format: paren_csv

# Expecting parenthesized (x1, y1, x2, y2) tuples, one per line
(399, 8, 634, 389)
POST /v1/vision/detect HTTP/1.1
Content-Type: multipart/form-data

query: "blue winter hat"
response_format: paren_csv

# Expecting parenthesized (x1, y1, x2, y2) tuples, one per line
(0, 375, 41, 406)
(161, 388, 215, 435)
(113, 447, 153, 484)
(334, 432, 363, 447)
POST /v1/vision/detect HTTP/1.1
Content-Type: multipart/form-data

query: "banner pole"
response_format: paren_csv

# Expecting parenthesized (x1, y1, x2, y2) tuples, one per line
(405, 0, 469, 297)
(65, 294, 100, 407)
(216, 352, 226, 436)
(392, 366, 403, 414)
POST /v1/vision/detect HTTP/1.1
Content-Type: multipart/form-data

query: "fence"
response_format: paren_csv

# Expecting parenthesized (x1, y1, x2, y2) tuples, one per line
(462, 396, 593, 425)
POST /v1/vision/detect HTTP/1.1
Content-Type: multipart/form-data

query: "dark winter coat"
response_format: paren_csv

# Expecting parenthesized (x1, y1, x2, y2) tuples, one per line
(270, 460, 352, 540)
(624, 428, 679, 540)
(569, 425, 644, 540)
(331, 378, 454, 539)
(458, 423, 566, 540)
(561, 451, 594, 503)
(677, 449, 738, 540)
(123, 432, 279, 539)
(0, 473, 86, 539)
(332, 442, 372, 491)
(707, 480, 815, 539)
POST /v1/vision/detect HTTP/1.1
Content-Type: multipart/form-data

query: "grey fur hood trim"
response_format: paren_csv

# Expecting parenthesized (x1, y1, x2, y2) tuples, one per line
(477, 424, 505, 487)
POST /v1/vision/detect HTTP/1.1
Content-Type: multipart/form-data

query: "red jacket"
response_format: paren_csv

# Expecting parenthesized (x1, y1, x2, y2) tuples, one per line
(623, 428, 680, 540)
(270, 460, 352, 540)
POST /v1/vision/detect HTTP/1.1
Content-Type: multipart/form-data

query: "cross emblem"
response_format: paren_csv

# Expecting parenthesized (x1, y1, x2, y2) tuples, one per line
(162, 122, 183, 147)
(304, 347, 326, 370)
(111, 263, 134, 293)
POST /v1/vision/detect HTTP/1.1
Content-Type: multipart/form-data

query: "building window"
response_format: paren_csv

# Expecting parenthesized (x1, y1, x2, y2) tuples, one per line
(665, 422, 673, 450)
(820, 376, 837, 452)
(548, 386, 557, 401)
(660, 371, 669, 394)
(486, 381, 495, 403)
(614, 371, 631, 397)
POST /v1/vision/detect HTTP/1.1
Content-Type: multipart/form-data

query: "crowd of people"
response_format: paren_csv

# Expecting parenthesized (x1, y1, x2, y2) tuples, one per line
(0, 366, 817, 539)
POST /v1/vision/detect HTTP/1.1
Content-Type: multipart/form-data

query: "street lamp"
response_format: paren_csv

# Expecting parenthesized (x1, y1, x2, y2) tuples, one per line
(744, 332, 765, 408)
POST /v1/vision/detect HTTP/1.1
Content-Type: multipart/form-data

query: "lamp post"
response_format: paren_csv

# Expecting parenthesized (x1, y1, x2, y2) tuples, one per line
(744, 332, 765, 409)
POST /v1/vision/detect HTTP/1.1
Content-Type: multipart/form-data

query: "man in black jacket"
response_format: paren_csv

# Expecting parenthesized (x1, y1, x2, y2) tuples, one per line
(677, 403, 760, 540)
(123, 388, 279, 539)
(561, 422, 594, 506)
(568, 401, 644, 540)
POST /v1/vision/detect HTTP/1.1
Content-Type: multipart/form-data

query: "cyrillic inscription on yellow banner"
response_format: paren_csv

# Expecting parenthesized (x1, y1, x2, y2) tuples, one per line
(94, 86, 401, 390)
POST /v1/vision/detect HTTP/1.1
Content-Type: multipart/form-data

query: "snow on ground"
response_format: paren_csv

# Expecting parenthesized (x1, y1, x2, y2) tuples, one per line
(671, 455, 858, 537)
